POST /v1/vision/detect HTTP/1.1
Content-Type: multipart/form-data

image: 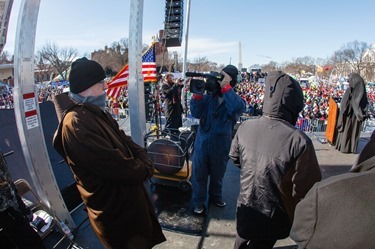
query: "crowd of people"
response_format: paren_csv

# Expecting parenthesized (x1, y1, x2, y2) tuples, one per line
(236, 74, 375, 122)
(2, 73, 375, 126)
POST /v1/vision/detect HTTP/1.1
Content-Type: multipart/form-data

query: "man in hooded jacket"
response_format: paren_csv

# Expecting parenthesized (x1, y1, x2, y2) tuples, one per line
(52, 57, 166, 249)
(229, 71, 322, 249)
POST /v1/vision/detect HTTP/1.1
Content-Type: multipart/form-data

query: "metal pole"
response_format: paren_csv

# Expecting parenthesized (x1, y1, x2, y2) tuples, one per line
(181, 0, 191, 112)
(13, 0, 74, 226)
(128, 0, 146, 146)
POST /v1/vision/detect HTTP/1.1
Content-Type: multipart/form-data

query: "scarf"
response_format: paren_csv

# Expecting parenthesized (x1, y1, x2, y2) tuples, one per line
(69, 92, 107, 111)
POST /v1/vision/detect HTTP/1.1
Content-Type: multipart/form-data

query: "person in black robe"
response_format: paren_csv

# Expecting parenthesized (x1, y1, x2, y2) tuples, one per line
(335, 73, 368, 153)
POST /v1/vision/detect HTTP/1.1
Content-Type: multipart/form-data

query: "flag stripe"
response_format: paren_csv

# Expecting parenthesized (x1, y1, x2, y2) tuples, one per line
(106, 43, 157, 99)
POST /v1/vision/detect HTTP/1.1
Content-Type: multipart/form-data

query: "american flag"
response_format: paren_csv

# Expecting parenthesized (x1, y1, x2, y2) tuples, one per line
(106, 42, 157, 99)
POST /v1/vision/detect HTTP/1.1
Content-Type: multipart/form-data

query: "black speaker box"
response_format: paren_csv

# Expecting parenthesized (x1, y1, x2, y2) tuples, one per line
(164, 0, 183, 47)
(166, 7, 183, 15)
(165, 14, 182, 23)
(144, 83, 152, 94)
(165, 28, 181, 35)
(166, 0, 183, 8)
(165, 22, 182, 29)
(164, 34, 182, 47)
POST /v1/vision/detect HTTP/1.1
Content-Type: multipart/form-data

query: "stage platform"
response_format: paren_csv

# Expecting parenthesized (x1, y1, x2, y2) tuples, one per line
(1, 104, 372, 248)
(66, 131, 372, 249)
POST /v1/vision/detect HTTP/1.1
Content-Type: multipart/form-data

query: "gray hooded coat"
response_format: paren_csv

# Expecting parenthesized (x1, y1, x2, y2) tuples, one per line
(291, 133, 375, 249)
(229, 71, 322, 240)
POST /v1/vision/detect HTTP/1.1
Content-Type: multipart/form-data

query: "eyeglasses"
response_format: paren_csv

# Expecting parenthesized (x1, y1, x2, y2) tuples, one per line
(99, 80, 107, 89)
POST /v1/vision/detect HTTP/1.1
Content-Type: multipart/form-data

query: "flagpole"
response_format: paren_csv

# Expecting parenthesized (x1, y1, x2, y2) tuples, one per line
(181, 0, 191, 116)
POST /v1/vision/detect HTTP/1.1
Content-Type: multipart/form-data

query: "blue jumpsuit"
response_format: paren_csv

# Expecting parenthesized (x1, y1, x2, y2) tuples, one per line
(190, 87, 245, 206)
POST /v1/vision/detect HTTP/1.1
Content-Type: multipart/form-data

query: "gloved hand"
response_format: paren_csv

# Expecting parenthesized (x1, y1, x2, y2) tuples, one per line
(219, 71, 232, 88)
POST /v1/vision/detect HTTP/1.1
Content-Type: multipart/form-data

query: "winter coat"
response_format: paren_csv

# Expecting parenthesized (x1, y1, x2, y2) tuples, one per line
(190, 86, 245, 141)
(52, 93, 166, 249)
(162, 81, 183, 119)
(291, 135, 375, 249)
(229, 71, 322, 240)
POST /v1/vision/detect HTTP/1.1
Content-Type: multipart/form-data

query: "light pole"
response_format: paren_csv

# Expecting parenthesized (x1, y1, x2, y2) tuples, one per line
(181, 0, 191, 113)
(173, 51, 178, 72)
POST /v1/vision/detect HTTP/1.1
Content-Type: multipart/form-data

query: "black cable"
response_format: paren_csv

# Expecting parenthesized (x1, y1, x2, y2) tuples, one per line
(71, 211, 90, 240)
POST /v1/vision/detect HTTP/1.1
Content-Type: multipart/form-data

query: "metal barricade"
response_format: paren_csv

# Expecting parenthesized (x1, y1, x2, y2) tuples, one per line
(296, 118, 327, 132)
(239, 115, 328, 133)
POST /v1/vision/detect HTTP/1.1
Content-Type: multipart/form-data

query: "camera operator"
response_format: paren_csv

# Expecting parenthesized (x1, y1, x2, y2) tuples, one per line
(189, 65, 246, 214)
(161, 73, 184, 135)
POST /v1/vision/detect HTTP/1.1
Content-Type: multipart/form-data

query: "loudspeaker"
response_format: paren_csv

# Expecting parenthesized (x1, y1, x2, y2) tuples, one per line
(164, 0, 183, 47)
(166, 0, 183, 8)
(165, 14, 182, 23)
(144, 83, 152, 94)
(145, 93, 154, 121)
(165, 22, 182, 29)
(168, 7, 183, 15)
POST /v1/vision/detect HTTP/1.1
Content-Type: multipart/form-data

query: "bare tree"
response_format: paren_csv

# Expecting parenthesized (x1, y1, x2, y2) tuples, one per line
(188, 57, 210, 72)
(261, 61, 278, 73)
(340, 40, 370, 75)
(110, 38, 129, 66)
(34, 53, 54, 83)
(293, 56, 316, 74)
(165, 52, 175, 72)
(38, 42, 78, 81)
(0, 50, 12, 63)
(328, 50, 349, 78)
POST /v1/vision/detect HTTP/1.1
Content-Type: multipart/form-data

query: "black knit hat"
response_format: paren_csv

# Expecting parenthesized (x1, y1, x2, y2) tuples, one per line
(69, 57, 106, 94)
(222, 64, 239, 86)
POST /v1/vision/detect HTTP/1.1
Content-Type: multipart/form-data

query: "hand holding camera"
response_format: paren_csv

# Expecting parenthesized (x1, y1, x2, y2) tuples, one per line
(176, 78, 183, 85)
(219, 71, 232, 88)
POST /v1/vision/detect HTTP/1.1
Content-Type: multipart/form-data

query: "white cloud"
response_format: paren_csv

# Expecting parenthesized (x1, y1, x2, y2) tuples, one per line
(167, 37, 238, 65)
(187, 38, 237, 58)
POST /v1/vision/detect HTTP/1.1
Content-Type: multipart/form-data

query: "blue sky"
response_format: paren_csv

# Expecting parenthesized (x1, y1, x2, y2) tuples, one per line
(4, 0, 375, 68)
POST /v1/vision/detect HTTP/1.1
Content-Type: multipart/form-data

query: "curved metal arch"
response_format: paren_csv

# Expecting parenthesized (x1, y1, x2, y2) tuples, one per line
(13, 0, 74, 227)
(12, 0, 147, 229)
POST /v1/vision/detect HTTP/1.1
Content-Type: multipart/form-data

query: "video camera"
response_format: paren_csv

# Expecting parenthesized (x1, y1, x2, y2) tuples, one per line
(185, 71, 224, 95)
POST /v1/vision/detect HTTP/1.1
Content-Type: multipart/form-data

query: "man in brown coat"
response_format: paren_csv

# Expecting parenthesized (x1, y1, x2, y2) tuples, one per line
(53, 57, 166, 249)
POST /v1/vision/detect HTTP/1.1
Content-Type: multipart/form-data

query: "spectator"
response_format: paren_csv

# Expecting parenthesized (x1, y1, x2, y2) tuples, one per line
(52, 57, 166, 249)
(190, 65, 246, 214)
(229, 71, 322, 249)
(161, 73, 184, 134)
(335, 73, 369, 153)
(290, 131, 375, 249)
(111, 99, 120, 120)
